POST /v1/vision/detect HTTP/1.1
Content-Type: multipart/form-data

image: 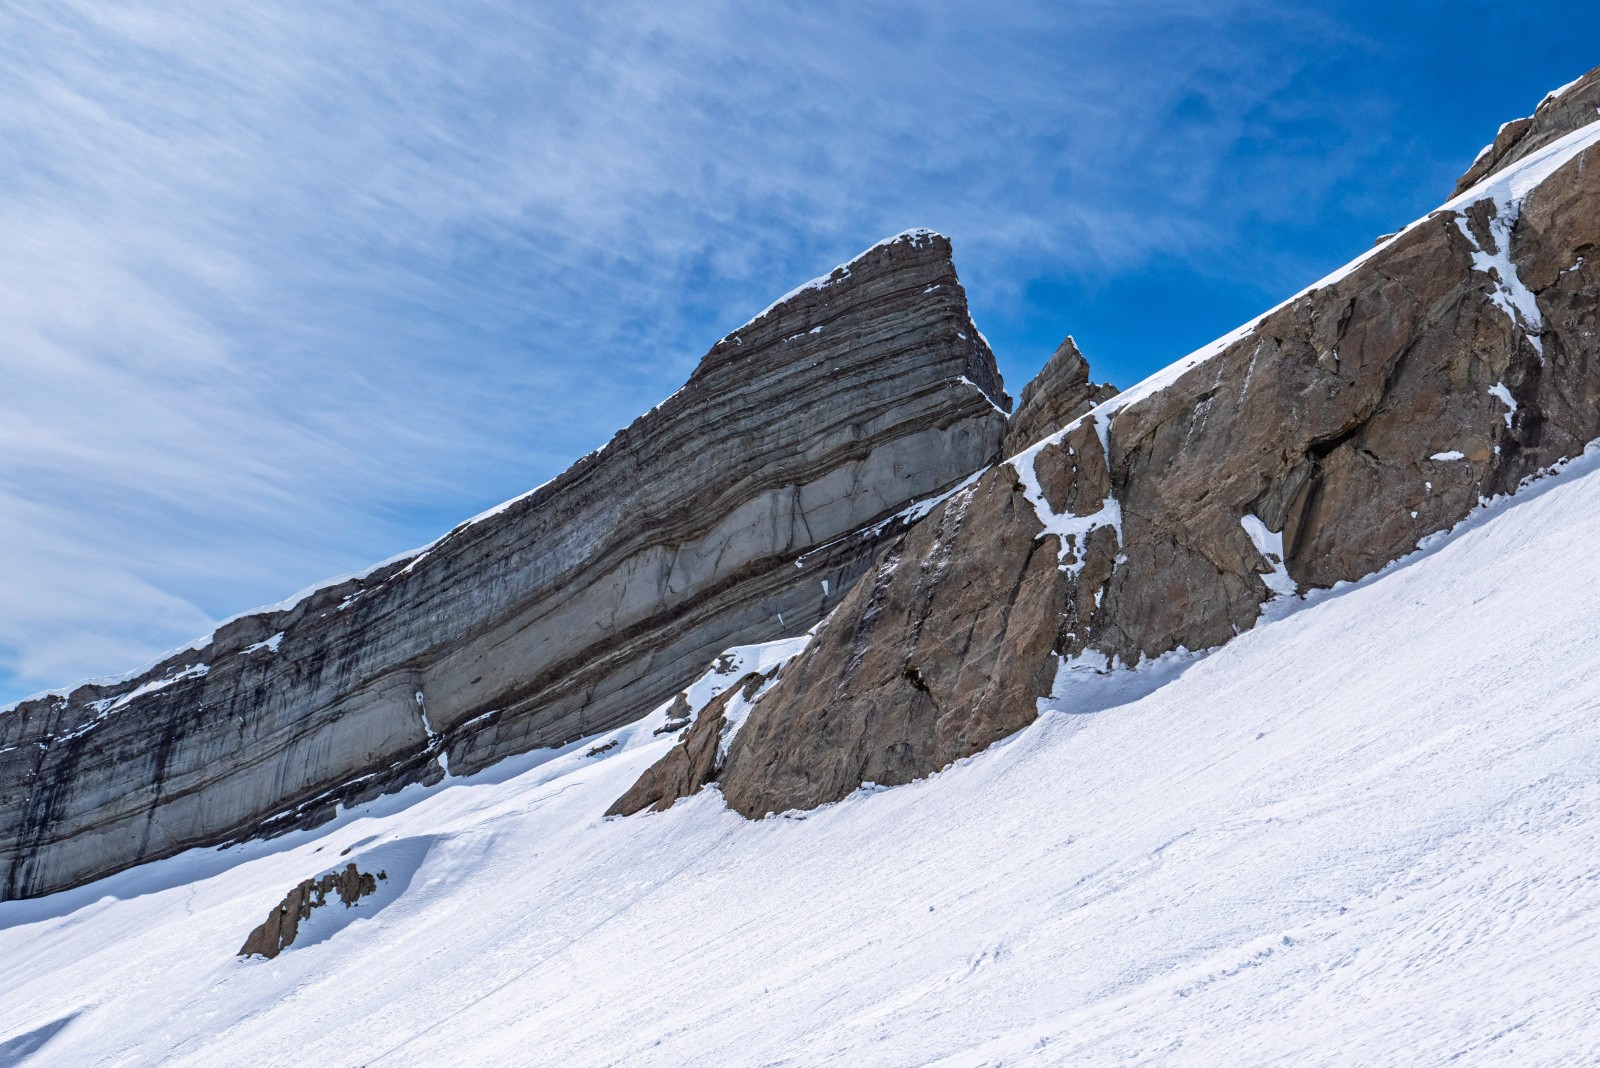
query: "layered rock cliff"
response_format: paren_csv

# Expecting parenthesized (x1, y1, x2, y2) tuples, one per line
(0, 230, 1010, 900)
(621, 67, 1600, 819)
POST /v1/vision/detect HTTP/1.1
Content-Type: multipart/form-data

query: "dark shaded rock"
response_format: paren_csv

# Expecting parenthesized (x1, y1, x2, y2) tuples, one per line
(0, 229, 1010, 900)
(238, 863, 385, 960)
(606, 671, 769, 816)
(700, 93, 1600, 818)
(651, 692, 694, 736)
(1002, 335, 1118, 454)
(1454, 65, 1600, 195)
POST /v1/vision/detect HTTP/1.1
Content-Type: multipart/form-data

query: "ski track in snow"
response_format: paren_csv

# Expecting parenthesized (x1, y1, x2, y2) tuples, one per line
(6, 441, 1600, 1065)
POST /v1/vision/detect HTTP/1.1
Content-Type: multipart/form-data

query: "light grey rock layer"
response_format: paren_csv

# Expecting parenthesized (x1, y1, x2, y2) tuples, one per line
(0, 229, 1009, 900)
(620, 67, 1600, 819)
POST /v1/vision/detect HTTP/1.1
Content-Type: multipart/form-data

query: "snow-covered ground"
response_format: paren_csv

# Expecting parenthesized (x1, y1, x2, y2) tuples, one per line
(6, 447, 1600, 1066)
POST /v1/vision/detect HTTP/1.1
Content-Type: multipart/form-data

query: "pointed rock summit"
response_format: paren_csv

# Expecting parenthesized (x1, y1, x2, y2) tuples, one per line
(0, 229, 1009, 900)
(1003, 335, 1118, 454)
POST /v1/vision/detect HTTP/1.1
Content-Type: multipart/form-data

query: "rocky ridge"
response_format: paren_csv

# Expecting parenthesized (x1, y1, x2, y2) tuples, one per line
(0, 230, 1010, 901)
(238, 863, 386, 960)
(606, 672, 772, 817)
(619, 67, 1600, 819)
(1002, 335, 1118, 454)
(1454, 66, 1600, 196)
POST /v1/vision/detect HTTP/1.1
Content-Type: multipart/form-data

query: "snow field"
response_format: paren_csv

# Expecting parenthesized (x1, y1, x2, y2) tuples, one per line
(5, 449, 1600, 1065)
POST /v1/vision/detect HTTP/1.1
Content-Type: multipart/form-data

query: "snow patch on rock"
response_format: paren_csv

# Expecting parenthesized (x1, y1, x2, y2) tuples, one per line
(1488, 383, 1518, 428)
(1240, 514, 1298, 600)
(1453, 195, 1545, 356)
(243, 634, 284, 656)
(63, 663, 212, 741)
(1009, 415, 1122, 577)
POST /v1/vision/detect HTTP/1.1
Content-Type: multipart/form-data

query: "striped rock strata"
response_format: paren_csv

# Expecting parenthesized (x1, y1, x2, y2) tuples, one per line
(0, 229, 1009, 900)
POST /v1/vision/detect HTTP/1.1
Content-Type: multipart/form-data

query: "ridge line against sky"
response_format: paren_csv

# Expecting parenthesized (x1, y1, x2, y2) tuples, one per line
(1, 0, 1597, 703)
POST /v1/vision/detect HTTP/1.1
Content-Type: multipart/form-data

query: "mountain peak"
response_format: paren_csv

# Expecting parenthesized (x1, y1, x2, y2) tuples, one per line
(1003, 334, 1118, 454)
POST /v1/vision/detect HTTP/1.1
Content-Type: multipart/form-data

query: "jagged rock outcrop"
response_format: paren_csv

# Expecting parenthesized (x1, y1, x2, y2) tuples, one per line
(621, 65, 1600, 819)
(718, 468, 1072, 814)
(606, 672, 768, 817)
(1002, 335, 1118, 454)
(238, 863, 385, 959)
(1454, 67, 1600, 195)
(0, 229, 1011, 900)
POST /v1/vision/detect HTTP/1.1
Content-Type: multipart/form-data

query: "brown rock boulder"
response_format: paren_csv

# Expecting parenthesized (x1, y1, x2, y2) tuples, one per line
(238, 863, 385, 960)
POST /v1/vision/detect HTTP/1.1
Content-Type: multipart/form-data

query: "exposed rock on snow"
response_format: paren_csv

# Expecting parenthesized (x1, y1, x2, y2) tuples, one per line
(606, 674, 766, 817)
(655, 66, 1600, 819)
(0, 231, 1010, 901)
(237, 863, 385, 960)
(718, 469, 1071, 818)
(607, 635, 809, 816)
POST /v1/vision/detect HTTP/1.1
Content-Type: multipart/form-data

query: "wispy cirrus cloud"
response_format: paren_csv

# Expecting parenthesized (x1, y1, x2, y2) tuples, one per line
(2, 0, 1595, 701)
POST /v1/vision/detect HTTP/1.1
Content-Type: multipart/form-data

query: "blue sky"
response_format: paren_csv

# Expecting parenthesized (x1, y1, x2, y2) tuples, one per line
(2, 0, 1597, 704)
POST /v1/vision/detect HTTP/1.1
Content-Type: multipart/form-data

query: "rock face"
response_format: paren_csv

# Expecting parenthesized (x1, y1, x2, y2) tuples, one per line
(238, 863, 385, 959)
(624, 66, 1600, 819)
(1454, 67, 1600, 196)
(0, 229, 1010, 900)
(1002, 335, 1118, 454)
(606, 672, 768, 817)
(719, 469, 1070, 815)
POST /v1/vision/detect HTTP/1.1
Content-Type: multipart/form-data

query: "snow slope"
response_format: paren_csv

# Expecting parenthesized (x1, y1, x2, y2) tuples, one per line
(6, 444, 1600, 1065)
